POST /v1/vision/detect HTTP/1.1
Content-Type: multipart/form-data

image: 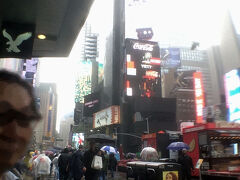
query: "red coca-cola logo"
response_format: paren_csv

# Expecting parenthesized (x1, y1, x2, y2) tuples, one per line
(133, 43, 154, 51)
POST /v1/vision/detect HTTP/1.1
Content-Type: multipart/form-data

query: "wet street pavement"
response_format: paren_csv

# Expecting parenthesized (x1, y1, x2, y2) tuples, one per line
(23, 171, 128, 180)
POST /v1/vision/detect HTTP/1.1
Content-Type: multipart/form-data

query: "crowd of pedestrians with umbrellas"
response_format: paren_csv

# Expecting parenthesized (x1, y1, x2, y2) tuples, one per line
(14, 136, 193, 180)
(16, 141, 119, 180)
(7, 135, 193, 180)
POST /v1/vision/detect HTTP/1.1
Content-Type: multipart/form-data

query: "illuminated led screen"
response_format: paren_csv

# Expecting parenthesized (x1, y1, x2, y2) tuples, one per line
(125, 38, 161, 98)
(72, 133, 84, 149)
(193, 72, 205, 124)
(225, 69, 240, 123)
(160, 48, 181, 68)
(75, 61, 92, 103)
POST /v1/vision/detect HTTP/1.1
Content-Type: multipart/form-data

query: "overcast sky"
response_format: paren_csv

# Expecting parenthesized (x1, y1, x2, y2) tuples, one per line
(39, 0, 238, 132)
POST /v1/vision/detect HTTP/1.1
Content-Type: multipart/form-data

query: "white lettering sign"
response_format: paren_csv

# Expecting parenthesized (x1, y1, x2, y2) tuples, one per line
(133, 43, 154, 51)
(141, 64, 152, 69)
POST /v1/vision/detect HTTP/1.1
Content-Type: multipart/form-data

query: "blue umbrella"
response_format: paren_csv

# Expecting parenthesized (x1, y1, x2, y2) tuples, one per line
(167, 142, 190, 150)
(101, 146, 117, 154)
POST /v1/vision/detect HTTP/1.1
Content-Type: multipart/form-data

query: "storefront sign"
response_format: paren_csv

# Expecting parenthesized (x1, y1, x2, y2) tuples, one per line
(93, 106, 120, 128)
(215, 121, 240, 128)
(194, 72, 205, 124)
(180, 122, 194, 132)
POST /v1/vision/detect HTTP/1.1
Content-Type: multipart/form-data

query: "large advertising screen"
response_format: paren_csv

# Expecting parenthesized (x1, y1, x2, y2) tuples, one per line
(83, 91, 100, 117)
(93, 106, 120, 128)
(160, 48, 181, 68)
(125, 38, 161, 98)
(225, 69, 240, 123)
(72, 133, 85, 149)
(75, 61, 92, 103)
(170, 70, 195, 96)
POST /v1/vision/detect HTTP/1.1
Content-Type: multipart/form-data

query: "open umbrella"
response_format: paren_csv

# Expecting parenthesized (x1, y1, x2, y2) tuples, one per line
(167, 142, 190, 151)
(101, 146, 117, 154)
(140, 147, 158, 161)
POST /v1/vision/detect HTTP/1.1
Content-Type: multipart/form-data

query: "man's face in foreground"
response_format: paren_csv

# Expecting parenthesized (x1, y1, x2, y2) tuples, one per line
(0, 82, 35, 174)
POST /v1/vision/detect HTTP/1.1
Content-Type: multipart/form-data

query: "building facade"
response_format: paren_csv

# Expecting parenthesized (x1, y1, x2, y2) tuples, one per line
(35, 83, 58, 149)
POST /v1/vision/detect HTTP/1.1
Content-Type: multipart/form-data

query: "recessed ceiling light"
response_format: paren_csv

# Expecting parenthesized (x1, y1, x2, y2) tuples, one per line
(37, 34, 46, 40)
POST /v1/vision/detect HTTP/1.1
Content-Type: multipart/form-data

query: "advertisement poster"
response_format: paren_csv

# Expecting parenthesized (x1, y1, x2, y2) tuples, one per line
(195, 159, 203, 169)
(125, 38, 161, 98)
(163, 171, 179, 180)
(75, 61, 92, 103)
(84, 92, 100, 117)
(72, 133, 84, 149)
(93, 106, 120, 128)
(225, 69, 240, 123)
(170, 70, 195, 96)
(98, 63, 104, 83)
(160, 48, 181, 68)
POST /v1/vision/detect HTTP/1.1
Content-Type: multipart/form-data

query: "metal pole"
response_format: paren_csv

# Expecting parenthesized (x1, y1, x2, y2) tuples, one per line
(146, 118, 149, 134)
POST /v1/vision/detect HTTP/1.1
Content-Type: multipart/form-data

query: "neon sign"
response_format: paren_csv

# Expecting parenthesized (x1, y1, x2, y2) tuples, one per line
(194, 72, 205, 124)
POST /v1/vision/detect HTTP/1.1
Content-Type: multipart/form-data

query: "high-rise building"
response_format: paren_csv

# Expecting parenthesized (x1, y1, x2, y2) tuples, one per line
(162, 48, 219, 106)
(35, 83, 58, 149)
(57, 114, 74, 148)
(160, 46, 221, 129)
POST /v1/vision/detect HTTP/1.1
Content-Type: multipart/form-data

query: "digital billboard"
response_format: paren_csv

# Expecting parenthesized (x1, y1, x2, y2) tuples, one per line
(125, 38, 161, 98)
(225, 69, 240, 123)
(193, 72, 205, 124)
(170, 70, 195, 96)
(72, 133, 84, 149)
(83, 91, 100, 117)
(160, 48, 181, 68)
(75, 61, 92, 103)
(98, 63, 104, 83)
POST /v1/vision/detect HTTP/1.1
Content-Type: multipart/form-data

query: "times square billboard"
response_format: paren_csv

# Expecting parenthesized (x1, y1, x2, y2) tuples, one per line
(125, 38, 161, 98)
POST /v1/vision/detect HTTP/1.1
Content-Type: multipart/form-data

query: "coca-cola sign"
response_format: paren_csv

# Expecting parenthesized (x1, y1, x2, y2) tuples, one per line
(133, 43, 154, 51)
(125, 38, 161, 98)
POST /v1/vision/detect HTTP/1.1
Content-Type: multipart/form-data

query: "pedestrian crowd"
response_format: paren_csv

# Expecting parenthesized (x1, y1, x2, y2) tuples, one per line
(2, 142, 118, 180)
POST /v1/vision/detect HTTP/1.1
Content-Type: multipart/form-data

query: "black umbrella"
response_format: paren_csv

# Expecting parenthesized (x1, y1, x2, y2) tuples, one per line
(86, 133, 115, 143)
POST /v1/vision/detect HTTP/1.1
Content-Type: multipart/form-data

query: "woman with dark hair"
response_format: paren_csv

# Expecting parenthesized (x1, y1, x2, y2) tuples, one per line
(0, 70, 41, 179)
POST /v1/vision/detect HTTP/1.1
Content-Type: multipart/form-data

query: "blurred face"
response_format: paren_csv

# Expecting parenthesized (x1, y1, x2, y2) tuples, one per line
(0, 82, 36, 175)
(166, 173, 173, 180)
